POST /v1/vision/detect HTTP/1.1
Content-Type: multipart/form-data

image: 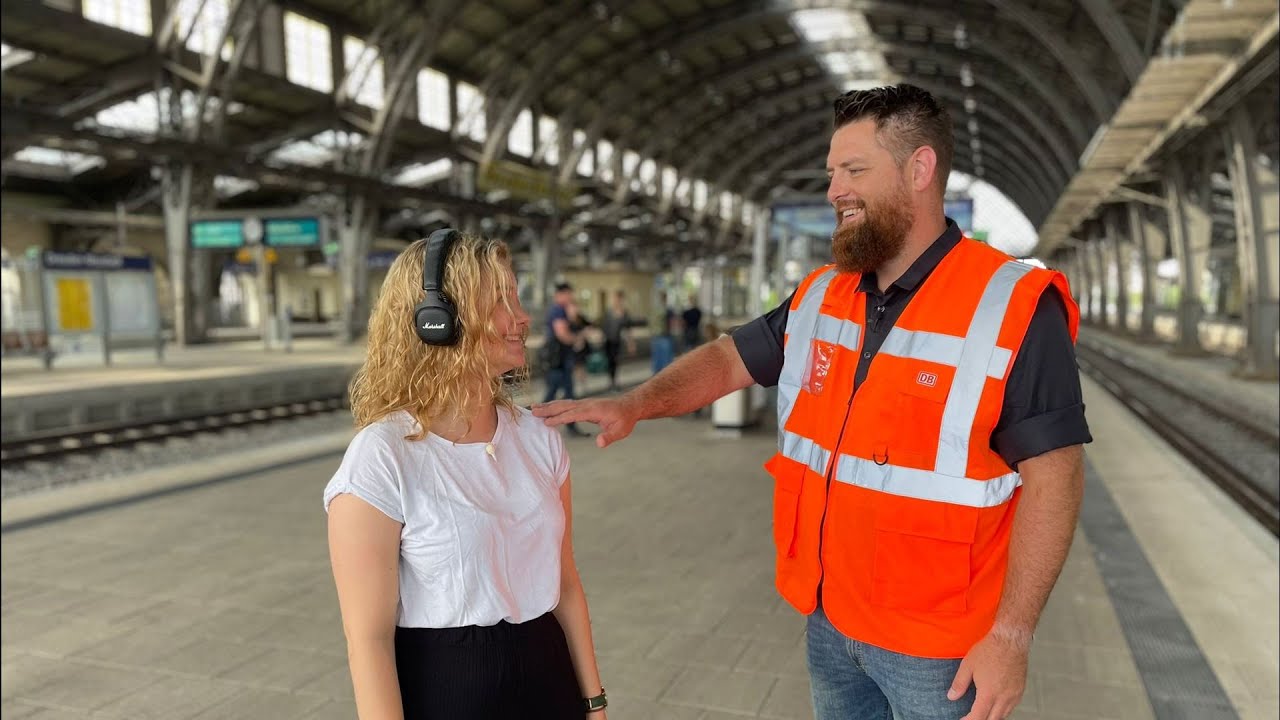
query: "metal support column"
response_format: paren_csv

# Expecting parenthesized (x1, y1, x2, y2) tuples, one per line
(1078, 241, 1096, 323)
(1127, 202, 1159, 340)
(1105, 208, 1130, 333)
(1224, 107, 1280, 378)
(749, 208, 769, 317)
(161, 163, 193, 346)
(1164, 157, 1208, 355)
(530, 230, 549, 320)
(338, 197, 375, 344)
(1091, 232, 1111, 328)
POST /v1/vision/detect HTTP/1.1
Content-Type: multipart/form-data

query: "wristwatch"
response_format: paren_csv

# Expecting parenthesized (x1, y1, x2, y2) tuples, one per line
(584, 687, 608, 713)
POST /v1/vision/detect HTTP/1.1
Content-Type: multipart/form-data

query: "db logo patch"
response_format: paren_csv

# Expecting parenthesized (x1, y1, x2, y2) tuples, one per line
(916, 371, 938, 388)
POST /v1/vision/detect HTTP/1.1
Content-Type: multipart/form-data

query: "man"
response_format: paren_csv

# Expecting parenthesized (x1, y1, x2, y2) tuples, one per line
(535, 84, 1090, 720)
(542, 281, 591, 437)
(680, 294, 704, 354)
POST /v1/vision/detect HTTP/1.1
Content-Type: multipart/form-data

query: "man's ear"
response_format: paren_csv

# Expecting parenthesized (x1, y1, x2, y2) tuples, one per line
(911, 146, 939, 194)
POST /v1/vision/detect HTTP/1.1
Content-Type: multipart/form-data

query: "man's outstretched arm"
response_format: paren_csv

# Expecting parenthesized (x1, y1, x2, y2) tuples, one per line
(629, 335, 755, 419)
(532, 335, 755, 448)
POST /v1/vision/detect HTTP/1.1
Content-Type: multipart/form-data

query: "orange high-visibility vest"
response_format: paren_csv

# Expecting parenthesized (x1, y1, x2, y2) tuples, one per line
(766, 238, 1078, 658)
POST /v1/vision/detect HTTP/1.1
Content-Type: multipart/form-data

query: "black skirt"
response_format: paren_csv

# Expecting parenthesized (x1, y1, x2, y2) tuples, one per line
(395, 611, 584, 720)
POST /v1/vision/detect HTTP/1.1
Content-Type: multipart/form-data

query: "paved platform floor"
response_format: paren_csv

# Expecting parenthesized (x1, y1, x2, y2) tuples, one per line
(2, 372, 1276, 719)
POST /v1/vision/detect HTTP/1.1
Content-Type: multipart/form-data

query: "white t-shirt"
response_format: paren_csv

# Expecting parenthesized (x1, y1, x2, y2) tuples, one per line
(323, 405, 569, 628)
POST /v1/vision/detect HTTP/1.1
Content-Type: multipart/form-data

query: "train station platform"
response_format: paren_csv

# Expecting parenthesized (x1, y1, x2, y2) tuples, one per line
(2, 361, 1277, 719)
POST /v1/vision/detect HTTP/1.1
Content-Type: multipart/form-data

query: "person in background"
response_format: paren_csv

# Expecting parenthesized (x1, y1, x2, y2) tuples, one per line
(601, 289, 634, 392)
(535, 84, 1090, 720)
(680, 295, 704, 354)
(567, 300, 595, 391)
(649, 289, 677, 375)
(325, 232, 608, 719)
(545, 282, 592, 438)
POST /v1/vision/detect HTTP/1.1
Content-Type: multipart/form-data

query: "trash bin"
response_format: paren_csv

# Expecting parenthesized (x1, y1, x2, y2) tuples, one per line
(711, 387, 752, 430)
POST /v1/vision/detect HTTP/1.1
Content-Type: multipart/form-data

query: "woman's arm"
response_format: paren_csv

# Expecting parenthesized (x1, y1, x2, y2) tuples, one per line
(328, 495, 405, 720)
(551, 474, 607, 716)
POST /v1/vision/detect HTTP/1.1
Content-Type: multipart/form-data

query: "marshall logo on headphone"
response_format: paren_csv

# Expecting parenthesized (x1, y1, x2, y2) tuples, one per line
(422, 322, 447, 330)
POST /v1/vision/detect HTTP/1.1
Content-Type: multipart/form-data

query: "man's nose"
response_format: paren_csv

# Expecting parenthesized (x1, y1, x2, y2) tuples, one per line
(827, 177, 844, 205)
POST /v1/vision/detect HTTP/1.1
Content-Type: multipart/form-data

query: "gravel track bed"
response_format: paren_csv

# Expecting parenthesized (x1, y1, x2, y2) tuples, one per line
(1, 411, 353, 499)
(1078, 346, 1280, 506)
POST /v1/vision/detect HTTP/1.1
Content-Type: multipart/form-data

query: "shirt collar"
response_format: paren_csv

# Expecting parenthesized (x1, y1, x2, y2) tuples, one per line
(858, 219, 963, 296)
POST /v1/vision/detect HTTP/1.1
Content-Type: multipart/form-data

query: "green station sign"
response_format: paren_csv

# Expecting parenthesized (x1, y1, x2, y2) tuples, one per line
(190, 219, 246, 249)
(190, 216, 323, 249)
(264, 217, 321, 247)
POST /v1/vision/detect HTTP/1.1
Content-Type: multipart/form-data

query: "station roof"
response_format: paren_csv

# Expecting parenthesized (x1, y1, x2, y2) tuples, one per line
(1, 0, 1272, 260)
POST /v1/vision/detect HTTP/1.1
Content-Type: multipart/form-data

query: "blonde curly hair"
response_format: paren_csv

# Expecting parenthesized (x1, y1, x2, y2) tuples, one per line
(349, 233, 525, 440)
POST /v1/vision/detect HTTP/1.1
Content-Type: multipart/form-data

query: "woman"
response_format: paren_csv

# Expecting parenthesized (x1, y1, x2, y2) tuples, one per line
(325, 232, 608, 719)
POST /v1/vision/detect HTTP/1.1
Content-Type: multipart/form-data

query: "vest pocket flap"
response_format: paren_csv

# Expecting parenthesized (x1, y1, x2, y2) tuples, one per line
(764, 455, 804, 494)
(897, 368, 952, 403)
(873, 502, 979, 544)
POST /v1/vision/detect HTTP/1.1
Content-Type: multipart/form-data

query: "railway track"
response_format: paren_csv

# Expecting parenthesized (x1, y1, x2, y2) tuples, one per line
(1076, 338, 1280, 537)
(0, 395, 349, 464)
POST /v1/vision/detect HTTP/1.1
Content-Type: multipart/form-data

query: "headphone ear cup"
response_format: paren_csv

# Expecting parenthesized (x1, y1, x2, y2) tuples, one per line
(414, 297, 459, 345)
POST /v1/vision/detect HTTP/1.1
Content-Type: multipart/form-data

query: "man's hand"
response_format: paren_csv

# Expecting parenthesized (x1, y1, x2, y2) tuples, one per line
(532, 396, 639, 448)
(948, 629, 1029, 720)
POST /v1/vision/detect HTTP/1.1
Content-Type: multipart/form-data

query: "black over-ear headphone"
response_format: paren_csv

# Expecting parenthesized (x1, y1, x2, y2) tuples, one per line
(413, 228, 461, 346)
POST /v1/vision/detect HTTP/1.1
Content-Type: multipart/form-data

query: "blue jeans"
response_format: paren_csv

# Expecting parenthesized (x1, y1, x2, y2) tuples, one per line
(807, 606, 975, 720)
(651, 336, 674, 374)
(543, 362, 576, 404)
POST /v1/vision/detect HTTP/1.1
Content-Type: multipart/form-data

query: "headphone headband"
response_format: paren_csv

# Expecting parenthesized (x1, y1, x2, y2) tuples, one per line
(423, 228, 459, 293)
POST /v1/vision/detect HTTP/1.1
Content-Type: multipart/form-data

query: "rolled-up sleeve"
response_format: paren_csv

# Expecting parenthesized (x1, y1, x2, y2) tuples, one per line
(730, 292, 793, 388)
(992, 290, 1093, 468)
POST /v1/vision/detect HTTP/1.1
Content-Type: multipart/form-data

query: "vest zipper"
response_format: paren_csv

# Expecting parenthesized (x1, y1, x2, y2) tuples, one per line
(815, 387, 858, 602)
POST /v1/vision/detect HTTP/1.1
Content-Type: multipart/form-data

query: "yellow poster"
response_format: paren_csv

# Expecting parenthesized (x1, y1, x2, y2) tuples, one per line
(56, 277, 93, 331)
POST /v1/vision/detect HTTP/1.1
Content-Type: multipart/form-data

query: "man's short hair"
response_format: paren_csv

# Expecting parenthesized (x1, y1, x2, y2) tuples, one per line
(554, 282, 573, 293)
(832, 83, 953, 196)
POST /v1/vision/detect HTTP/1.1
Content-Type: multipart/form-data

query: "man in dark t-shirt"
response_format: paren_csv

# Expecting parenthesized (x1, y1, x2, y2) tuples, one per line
(543, 282, 590, 437)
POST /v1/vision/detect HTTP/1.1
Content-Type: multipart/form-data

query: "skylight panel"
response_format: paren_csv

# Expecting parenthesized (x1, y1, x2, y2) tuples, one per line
(343, 37, 385, 109)
(538, 116, 559, 166)
(790, 9, 891, 92)
(573, 130, 592, 176)
(285, 11, 333, 93)
(392, 158, 452, 186)
(176, 0, 231, 58)
(214, 175, 259, 197)
(270, 130, 365, 167)
(13, 146, 106, 175)
(509, 109, 534, 157)
(83, 0, 151, 36)
(1, 43, 36, 72)
(455, 82, 486, 143)
(417, 68, 450, 130)
(89, 90, 242, 134)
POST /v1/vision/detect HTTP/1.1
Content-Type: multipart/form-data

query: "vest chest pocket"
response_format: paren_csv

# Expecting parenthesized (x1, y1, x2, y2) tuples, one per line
(886, 368, 952, 468)
(870, 502, 978, 614)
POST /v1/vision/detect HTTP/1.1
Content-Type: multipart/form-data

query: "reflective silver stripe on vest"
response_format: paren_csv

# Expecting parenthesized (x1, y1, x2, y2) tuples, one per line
(834, 454, 1021, 507)
(935, 260, 1033, 476)
(780, 429, 834, 477)
(880, 328, 1015, 380)
(778, 268, 838, 433)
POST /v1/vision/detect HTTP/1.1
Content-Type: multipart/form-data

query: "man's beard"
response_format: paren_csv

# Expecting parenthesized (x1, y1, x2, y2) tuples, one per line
(831, 182, 913, 274)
